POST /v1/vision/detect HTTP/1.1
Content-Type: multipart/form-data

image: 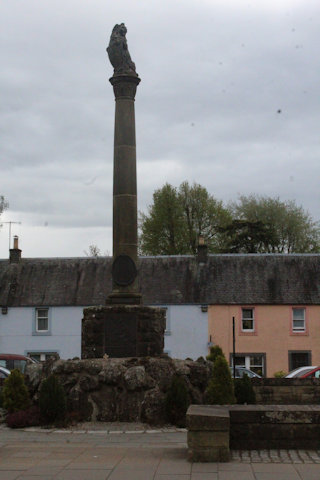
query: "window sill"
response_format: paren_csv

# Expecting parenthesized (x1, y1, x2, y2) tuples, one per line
(239, 331, 257, 336)
(32, 331, 51, 336)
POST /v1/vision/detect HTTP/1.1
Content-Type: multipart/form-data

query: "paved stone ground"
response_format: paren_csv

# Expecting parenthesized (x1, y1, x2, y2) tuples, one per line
(0, 424, 320, 479)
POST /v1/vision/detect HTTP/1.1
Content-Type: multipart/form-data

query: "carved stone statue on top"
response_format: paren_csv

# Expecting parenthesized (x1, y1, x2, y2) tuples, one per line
(107, 23, 137, 76)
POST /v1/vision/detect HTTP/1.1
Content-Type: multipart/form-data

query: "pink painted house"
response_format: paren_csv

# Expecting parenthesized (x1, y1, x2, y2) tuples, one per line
(209, 305, 320, 377)
(205, 254, 320, 377)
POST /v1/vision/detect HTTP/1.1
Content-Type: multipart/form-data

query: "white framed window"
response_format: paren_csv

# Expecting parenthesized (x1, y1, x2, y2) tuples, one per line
(242, 308, 254, 331)
(33, 308, 51, 336)
(231, 353, 265, 376)
(36, 308, 49, 331)
(292, 308, 305, 332)
(27, 351, 58, 362)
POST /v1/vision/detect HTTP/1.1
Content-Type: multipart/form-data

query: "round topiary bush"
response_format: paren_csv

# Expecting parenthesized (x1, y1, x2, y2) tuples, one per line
(206, 355, 236, 404)
(2, 369, 30, 413)
(165, 375, 190, 427)
(234, 373, 256, 404)
(39, 375, 66, 426)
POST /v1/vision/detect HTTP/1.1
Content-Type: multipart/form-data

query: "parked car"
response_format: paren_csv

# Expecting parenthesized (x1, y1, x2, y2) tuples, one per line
(230, 367, 261, 379)
(0, 366, 10, 388)
(286, 366, 320, 378)
(0, 354, 38, 374)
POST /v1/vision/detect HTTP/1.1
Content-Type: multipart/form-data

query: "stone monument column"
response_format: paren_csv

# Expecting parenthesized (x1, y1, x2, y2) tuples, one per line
(81, 24, 165, 358)
(107, 23, 141, 305)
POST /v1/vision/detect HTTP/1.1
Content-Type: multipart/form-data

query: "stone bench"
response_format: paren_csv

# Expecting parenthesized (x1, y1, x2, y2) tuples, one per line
(187, 404, 320, 462)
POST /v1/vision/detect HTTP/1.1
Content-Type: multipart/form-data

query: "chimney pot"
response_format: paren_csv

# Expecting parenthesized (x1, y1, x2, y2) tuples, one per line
(10, 236, 22, 264)
(197, 237, 208, 263)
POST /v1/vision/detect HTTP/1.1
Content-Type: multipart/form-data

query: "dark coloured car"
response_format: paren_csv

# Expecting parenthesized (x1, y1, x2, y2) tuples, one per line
(0, 354, 38, 373)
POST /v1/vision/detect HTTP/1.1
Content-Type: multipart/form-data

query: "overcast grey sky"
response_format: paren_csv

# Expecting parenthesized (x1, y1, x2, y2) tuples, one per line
(1, 0, 319, 258)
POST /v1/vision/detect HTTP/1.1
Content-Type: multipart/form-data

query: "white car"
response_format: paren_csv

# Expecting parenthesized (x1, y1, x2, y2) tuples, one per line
(285, 366, 318, 378)
(0, 366, 10, 388)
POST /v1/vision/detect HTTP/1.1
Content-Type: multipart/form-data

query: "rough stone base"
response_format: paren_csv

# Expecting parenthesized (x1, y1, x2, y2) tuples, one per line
(81, 305, 166, 358)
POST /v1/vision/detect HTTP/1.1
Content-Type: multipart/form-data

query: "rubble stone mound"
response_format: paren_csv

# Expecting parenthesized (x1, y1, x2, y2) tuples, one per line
(24, 355, 212, 425)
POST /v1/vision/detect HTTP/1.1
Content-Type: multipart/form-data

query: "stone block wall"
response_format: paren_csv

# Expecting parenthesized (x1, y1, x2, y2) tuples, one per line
(252, 378, 320, 404)
(229, 405, 320, 449)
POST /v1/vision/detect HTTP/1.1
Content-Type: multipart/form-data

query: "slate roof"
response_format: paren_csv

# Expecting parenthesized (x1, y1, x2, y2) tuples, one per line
(0, 254, 319, 307)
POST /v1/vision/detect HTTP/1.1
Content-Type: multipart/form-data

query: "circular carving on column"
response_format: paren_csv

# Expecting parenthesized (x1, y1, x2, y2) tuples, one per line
(112, 255, 137, 286)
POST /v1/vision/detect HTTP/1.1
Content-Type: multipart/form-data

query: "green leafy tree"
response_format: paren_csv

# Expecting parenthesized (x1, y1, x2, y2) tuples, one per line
(2, 369, 30, 413)
(219, 219, 278, 253)
(139, 182, 231, 255)
(0, 196, 8, 225)
(206, 355, 236, 404)
(227, 195, 320, 253)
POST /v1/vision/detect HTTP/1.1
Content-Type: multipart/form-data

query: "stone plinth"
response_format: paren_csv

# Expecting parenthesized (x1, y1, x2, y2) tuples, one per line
(81, 305, 166, 358)
(186, 405, 230, 462)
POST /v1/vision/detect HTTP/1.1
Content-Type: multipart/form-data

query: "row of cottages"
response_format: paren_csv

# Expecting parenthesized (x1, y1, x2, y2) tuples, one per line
(0, 240, 319, 377)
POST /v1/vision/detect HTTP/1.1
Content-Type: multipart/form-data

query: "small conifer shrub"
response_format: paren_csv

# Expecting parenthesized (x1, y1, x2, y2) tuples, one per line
(206, 345, 225, 363)
(39, 375, 67, 425)
(165, 375, 189, 427)
(274, 370, 286, 378)
(206, 355, 236, 404)
(2, 369, 30, 413)
(234, 373, 256, 404)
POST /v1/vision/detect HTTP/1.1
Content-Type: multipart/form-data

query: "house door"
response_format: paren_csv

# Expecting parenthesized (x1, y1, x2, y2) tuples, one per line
(289, 351, 311, 371)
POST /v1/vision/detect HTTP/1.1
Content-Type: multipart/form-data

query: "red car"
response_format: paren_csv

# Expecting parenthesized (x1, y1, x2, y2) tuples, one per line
(0, 354, 38, 373)
(298, 366, 320, 378)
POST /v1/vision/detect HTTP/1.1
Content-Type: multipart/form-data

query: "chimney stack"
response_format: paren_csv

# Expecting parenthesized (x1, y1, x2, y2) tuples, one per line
(197, 235, 208, 263)
(10, 235, 21, 264)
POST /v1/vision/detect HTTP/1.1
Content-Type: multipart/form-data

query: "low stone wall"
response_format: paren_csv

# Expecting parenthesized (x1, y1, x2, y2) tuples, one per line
(252, 378, 320, 404)
(229, 405, 320, 449)
(187, 405, 320, 461)
(24, 356, 212, 425)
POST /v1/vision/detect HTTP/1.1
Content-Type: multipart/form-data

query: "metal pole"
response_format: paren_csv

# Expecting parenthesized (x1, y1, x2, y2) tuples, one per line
(233, 316, 236, 378)
(2, 222, 21, 250)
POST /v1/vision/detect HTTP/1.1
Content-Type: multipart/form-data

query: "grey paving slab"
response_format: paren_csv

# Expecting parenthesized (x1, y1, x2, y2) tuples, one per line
(218, 462, 253, 471)
(154, 476, 190, 480)
(218, 471, 255, 480)
(108, 466, 158, 480)
(24, 466, 63, 476)
(55, 470, 111, 480)
(156, 459, 191, 475)
(192, 462, 218, 473)
(191, 473, 218, 480)
(0, 473, 21, 480)
(252, 463, 301, 473)
(294, 463, 320, 479)
(15, 476, 53, 480)
(254, 473, 300, 480)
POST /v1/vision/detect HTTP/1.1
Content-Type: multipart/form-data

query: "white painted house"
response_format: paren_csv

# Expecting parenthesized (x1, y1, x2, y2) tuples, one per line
(0, 243, 209, 361)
